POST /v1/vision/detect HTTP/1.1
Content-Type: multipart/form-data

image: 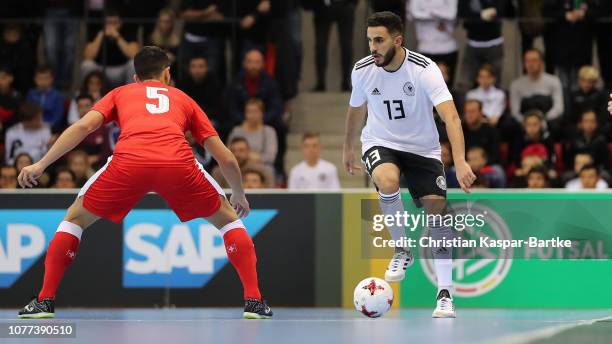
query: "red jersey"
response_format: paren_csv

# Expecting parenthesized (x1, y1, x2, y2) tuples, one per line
(91, 80, 217, 165)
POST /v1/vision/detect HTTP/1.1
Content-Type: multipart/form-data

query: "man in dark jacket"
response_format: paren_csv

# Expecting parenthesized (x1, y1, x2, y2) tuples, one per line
(226, 49, 286, 177)
(542, 0, 597, 101)
(458, 0, 511, 90)
(303, 0, 357, 91)
(176, 56, 227, 139)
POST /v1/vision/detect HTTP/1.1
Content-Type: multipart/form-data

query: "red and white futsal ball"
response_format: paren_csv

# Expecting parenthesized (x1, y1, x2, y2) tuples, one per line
(353, 277, 393, 318)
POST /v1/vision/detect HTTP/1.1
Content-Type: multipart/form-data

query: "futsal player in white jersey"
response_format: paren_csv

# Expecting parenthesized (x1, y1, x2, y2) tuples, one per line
(343, 12, 476, 318)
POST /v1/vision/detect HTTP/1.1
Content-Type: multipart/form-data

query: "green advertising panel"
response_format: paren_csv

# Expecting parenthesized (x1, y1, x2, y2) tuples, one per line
(393, 192, 612, 308)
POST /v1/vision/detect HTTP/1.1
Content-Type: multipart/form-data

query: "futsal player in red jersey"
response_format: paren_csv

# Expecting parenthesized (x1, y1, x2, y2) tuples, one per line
(17, 46, 272, 319)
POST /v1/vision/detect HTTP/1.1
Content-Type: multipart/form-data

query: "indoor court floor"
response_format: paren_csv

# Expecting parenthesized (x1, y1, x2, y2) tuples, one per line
(0, 308, 610, 344)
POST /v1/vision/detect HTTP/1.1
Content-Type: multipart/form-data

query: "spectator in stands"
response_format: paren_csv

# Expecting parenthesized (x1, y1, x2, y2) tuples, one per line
(510, 48, 564, 133)
(466, 146, 506, 188)
(566, 163, 608, 190)
(0, 165, 17, 189)
(176, 56, 225, 137)
(516, 0, 546, 54)
(81, 9, 139, 87)
(52, 167, 76, 189)
(568, 66, 609, 135)
(67, 70, 110, 124)
(119, 0, 166, 42)
(458, 0, 509, 89)
(180, 0, 226, 83)
(147, 8, 180, 73)
(304, 0, 356, 91)
(0, 24, 36, 94)
(288, 132, 340, 190)
(4, 102, 51, 165)
(234, 0, 271, 66)
(67, 150, 94, 187)
(269, 0, 303, 107)
(43, 1, 80, 89)
(565, 110, 610, 170)
(407, 0, 459, 85)
(371, 0, 405, 19)
(440, 142, 459, 188)
(226, 49, 286, 178)
(462, 99, 501, 164)
(437, 61, 463, 120)
(211, 137, 274, 188)
(0, 67, 20, 141)
(595, 2, 612, 89)
(512, 143, 559, 187)
(13, 152, 32, 174)
(542, 0, 595, 99)
(73, 94, 111, 166)
(512, 150, 544, 187)
(561, 150, 593, 184)
(466, 64, 506, 126)
(243, 168, 266, 189)
(26, 66, 64, 129)
(227, 98, 278, 168)
(526, 166, 550, 189)
(510, 110, 554, 166)
(227, 49, 283, 126)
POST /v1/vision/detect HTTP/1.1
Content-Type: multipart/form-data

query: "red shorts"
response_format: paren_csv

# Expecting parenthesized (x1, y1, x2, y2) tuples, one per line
(79, 156, 223, 223)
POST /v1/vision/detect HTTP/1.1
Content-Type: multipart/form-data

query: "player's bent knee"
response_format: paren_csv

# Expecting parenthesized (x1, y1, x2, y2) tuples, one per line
(375, 175, 400, 194)
(205, 197, 239, 229)
(421, 195, 447, 214)
(63, 198, 98, 229)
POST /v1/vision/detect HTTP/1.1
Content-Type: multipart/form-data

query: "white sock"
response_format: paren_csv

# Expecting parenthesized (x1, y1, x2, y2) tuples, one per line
(378, 190, 408, 252)
(57, 221, 84, 241)
(428, 218, 453, 295)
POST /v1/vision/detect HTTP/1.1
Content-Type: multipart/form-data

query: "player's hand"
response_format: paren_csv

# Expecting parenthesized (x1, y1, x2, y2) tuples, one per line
(607, 94, 612, 115)
(343, 147, 362, 175)
(230, 191, 250, 218)
(455, 160, 476, 194)
(18, 163, 44, 188)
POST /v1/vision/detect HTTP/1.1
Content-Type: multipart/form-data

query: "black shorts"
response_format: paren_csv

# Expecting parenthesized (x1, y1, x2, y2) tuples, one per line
(361, 146, 447, 199)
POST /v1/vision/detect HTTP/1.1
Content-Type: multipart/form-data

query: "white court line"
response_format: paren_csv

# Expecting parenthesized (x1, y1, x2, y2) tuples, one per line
(492, 315, 612, 344)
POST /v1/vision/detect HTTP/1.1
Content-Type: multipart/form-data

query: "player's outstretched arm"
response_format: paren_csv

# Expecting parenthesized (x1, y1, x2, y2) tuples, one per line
(18, 111, 104, 188)
(343, 104, 367, 174)
(203, 136, 250, 217)
(436, 100, 476, 193)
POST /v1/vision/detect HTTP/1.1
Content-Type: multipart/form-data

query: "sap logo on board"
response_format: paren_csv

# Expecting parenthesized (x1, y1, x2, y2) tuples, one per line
(0, 210, 65, 288)
(123, 210, 277, 288)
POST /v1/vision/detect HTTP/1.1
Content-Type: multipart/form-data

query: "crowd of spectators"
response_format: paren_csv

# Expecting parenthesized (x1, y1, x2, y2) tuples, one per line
(0, 0, 611, 191)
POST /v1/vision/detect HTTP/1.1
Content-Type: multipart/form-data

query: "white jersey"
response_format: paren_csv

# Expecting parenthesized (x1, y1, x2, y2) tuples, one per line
(288, 159, 340, 190)
(349, 48, 452, 161)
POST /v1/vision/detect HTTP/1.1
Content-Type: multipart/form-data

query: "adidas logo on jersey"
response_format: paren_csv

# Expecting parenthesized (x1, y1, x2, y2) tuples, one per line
(371, 88, 381, 95)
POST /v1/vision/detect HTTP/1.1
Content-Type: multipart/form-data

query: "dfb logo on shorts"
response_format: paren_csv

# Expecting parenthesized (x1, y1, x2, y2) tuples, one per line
(436, 176, 447, 191)
(403, 81, 415, 96)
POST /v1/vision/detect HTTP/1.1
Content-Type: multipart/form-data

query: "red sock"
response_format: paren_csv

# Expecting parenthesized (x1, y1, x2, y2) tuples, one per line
(38, 231, 80, 300)
(223, 228, 262, 301)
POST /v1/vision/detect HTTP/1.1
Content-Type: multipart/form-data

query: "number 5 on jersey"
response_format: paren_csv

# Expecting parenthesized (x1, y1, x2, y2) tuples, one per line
(146, 86, 170, 114)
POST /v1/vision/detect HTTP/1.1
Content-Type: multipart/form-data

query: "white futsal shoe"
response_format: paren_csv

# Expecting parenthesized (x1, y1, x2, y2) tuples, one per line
(384, 249, 414, 282)
(432, 289, 456, 318)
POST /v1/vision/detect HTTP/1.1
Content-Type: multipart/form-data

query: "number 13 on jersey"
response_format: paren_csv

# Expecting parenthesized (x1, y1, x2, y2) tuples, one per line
(146, 86, 170, 114)
(383, 100, 406, 120)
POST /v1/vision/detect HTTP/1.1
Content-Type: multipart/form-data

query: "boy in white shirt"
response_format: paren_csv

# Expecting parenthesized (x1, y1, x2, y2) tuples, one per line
(466, 64, 506, 126)
(288, 132, 340, 190)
